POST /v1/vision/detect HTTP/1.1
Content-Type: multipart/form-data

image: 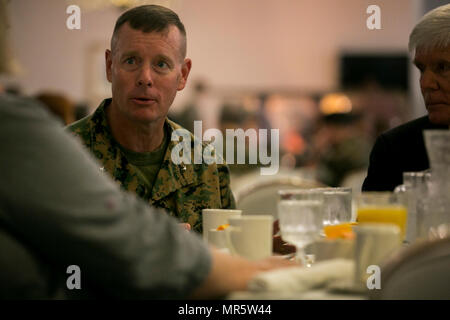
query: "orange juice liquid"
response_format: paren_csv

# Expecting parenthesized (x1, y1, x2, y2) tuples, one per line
(357, 206, 407, 239)
(323, 223, 357, 239)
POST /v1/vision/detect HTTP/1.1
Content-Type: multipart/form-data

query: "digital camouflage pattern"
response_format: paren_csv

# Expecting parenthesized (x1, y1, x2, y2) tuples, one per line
(67, 99, 236, 233)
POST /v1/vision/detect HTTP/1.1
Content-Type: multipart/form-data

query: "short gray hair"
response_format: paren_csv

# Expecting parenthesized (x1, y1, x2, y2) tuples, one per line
(111, 5, 187, 58)
(409, 4, 450, 54)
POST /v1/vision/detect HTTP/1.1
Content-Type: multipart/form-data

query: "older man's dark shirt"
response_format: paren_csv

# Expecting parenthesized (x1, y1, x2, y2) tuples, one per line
(362, 116, 448, 191)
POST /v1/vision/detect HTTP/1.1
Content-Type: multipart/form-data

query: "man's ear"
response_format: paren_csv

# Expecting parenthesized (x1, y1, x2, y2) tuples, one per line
(105, 49, 113, 83)
(177, 58, 192, 91)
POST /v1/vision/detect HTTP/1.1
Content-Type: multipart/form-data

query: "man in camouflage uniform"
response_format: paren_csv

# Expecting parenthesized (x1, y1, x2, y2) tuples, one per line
(67, 5, 235, 233)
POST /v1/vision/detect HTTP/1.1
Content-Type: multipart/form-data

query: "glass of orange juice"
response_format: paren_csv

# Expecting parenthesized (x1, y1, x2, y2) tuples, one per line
(356, 192, 408, 240)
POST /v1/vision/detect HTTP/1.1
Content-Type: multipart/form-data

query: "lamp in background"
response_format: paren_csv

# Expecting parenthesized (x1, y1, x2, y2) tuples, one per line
(319, 93, 352, 115)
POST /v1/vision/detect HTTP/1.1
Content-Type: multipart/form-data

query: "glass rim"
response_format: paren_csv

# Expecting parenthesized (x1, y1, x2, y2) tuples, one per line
(278, 199, 323, 205)
(356, 191, 402, 202)
(278, 187, 351, 196)
(320, 187, 352, 195)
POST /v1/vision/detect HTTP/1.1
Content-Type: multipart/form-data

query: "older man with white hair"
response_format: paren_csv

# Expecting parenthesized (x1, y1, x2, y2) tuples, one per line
(362, 4, 450, 192)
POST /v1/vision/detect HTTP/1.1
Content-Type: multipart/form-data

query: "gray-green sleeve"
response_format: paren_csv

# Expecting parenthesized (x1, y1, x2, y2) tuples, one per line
(0, 95, 211, 299)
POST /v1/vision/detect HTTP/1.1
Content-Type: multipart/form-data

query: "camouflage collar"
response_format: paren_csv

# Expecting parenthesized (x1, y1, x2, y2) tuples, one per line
(88, 99, 198, 202)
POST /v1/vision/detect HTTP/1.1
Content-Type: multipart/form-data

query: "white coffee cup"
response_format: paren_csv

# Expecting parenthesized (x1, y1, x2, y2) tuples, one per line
(226, 215, 273, 261)
(202, 209, 242, 242)
(353, 223, 402, 287)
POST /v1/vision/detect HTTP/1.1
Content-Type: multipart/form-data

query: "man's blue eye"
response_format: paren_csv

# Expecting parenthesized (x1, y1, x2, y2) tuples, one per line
(125, 58, 135, 64)
(157, 61, 168, 68)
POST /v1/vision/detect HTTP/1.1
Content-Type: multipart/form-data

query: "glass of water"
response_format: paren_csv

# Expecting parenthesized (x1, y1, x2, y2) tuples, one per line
(278, 191, 324, 267)
(317, 187, 353, 226)
(279, 187, 352, 226)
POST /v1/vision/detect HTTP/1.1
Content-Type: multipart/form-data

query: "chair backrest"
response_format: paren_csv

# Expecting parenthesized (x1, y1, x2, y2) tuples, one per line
(234, 175, 326, 218)
(370, 237, 450, 300)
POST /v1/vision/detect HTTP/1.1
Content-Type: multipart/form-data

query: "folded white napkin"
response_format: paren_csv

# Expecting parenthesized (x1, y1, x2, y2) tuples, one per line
(248, 259, 354, 292)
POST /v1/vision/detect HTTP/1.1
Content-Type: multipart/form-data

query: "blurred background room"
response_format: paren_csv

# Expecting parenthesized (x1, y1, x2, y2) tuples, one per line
(2, 0, 449, 193)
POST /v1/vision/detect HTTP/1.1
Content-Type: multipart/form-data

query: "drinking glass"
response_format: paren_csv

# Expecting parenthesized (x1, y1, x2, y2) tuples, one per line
(356, 192, 408, 240)
(423, 130, 450, 239)
(280, 187, 352, 234)
(423, 130, 450, 171)
(394, 171, 431, 243)
(278, 194, 324, 267)
(317, 187, 353, 226)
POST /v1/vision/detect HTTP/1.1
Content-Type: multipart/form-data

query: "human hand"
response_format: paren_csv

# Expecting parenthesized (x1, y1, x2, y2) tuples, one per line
(189, 247, 300, 299)
(253, 255, 300, 272)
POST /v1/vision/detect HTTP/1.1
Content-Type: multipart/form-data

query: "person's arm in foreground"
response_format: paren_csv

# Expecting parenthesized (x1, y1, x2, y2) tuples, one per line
(0, 95, 296, 299)
(190, 247, 295, 299)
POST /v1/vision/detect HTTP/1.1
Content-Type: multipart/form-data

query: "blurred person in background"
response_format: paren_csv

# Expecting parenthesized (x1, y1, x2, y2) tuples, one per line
(67, 5, 235, 233)
(35, 91, 76, 125)
(314, 112, 371, 187)
(362, 4, 450, 192)
(170, 78, 221, 132)
(0, 0, 296, 299)
(218, 101, 295, 255)
(169, 78, 204, 133)
(219, 102, 262, 177)
(264, 94, 318, 172)
(356, 78, 408, 140)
